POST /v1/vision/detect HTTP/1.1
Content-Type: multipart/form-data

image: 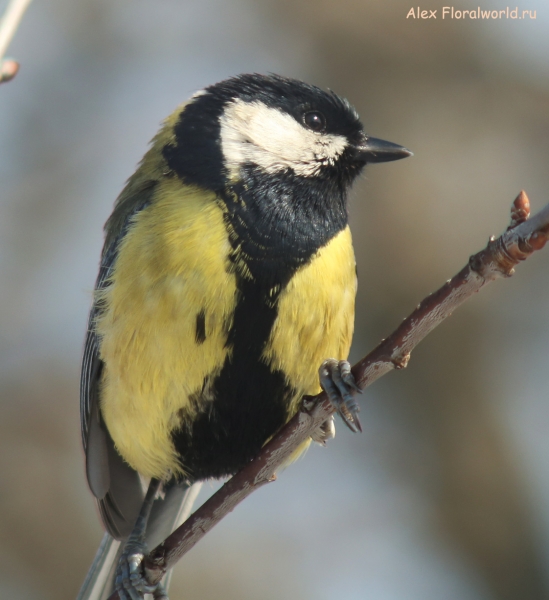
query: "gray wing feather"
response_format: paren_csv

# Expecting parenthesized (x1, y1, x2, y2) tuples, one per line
(80, 182, 158, 540)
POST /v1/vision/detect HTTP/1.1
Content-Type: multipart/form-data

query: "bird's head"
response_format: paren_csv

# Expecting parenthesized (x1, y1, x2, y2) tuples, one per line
(162, 74, 411, 193)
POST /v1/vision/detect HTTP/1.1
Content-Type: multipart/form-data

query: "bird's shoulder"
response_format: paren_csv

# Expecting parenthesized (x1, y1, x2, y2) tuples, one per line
(103, 102, 188, 253)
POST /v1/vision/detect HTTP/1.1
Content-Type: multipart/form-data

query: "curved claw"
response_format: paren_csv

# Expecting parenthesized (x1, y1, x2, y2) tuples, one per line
(319, 359, 363, 433)
(311, 414, 336, 445)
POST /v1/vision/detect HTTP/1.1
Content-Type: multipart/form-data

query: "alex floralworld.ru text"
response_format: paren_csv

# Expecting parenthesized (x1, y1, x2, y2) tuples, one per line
(407, 7, 537, 19)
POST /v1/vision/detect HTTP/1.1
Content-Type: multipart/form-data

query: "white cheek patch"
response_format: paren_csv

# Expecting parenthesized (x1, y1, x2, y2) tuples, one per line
(219, 99, 348, 178)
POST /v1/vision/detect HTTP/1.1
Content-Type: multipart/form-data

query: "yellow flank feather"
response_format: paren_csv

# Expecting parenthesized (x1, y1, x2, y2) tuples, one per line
(96, 180, 237, 479)
(262, 226, 356, 415)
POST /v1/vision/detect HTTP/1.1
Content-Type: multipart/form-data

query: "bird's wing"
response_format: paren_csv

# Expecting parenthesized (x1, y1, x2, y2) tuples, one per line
(80, 181, 158, 539)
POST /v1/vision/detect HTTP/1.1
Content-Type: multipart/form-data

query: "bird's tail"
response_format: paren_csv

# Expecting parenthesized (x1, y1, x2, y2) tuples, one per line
(77, 481, 202, 600)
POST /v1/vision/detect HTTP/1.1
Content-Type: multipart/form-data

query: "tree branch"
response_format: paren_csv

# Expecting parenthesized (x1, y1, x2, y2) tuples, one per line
(0, 0, 32, 84)
(106, 191, 549, 599)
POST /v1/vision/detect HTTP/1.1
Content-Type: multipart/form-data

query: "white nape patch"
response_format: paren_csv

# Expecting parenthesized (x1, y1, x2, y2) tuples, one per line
(219, 99, 348, 178)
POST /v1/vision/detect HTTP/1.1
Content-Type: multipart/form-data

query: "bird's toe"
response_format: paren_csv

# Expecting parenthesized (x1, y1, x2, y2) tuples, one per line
(319, 359, 362, 433)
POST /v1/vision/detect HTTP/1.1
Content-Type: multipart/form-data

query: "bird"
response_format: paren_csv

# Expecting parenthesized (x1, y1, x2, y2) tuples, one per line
(78, 73, 411, 600)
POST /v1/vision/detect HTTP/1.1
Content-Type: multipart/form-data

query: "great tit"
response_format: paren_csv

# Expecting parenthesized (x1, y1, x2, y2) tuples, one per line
(79, 73, 411, 600)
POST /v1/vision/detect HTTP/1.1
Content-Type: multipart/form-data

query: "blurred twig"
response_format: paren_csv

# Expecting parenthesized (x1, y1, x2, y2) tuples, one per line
(105, 191, 548, 599)
(0, 0, 32, 83)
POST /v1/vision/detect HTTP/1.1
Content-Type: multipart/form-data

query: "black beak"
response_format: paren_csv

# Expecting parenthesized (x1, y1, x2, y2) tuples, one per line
(355, 136, 412, 164)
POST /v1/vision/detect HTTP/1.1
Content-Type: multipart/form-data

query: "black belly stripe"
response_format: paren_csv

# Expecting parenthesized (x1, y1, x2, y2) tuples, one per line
(172, 275, 292, 480)
(172, 200, 302, 479)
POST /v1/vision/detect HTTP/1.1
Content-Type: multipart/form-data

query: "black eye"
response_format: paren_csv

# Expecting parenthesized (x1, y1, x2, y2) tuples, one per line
(303, 111, 326, 132)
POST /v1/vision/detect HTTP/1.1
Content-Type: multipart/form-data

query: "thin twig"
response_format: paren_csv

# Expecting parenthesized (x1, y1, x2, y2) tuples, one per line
(106, 191, 548, 599)
(0, 0, 32, 83)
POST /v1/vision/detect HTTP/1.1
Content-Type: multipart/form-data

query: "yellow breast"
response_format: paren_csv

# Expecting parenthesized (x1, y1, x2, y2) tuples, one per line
(96, 181, 237, 479)
(96, 182, 356, 480)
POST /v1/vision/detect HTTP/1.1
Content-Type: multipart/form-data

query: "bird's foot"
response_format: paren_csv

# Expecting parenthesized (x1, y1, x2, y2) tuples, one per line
(319, 359, 362, 433)
(114, 543, 168, 600)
